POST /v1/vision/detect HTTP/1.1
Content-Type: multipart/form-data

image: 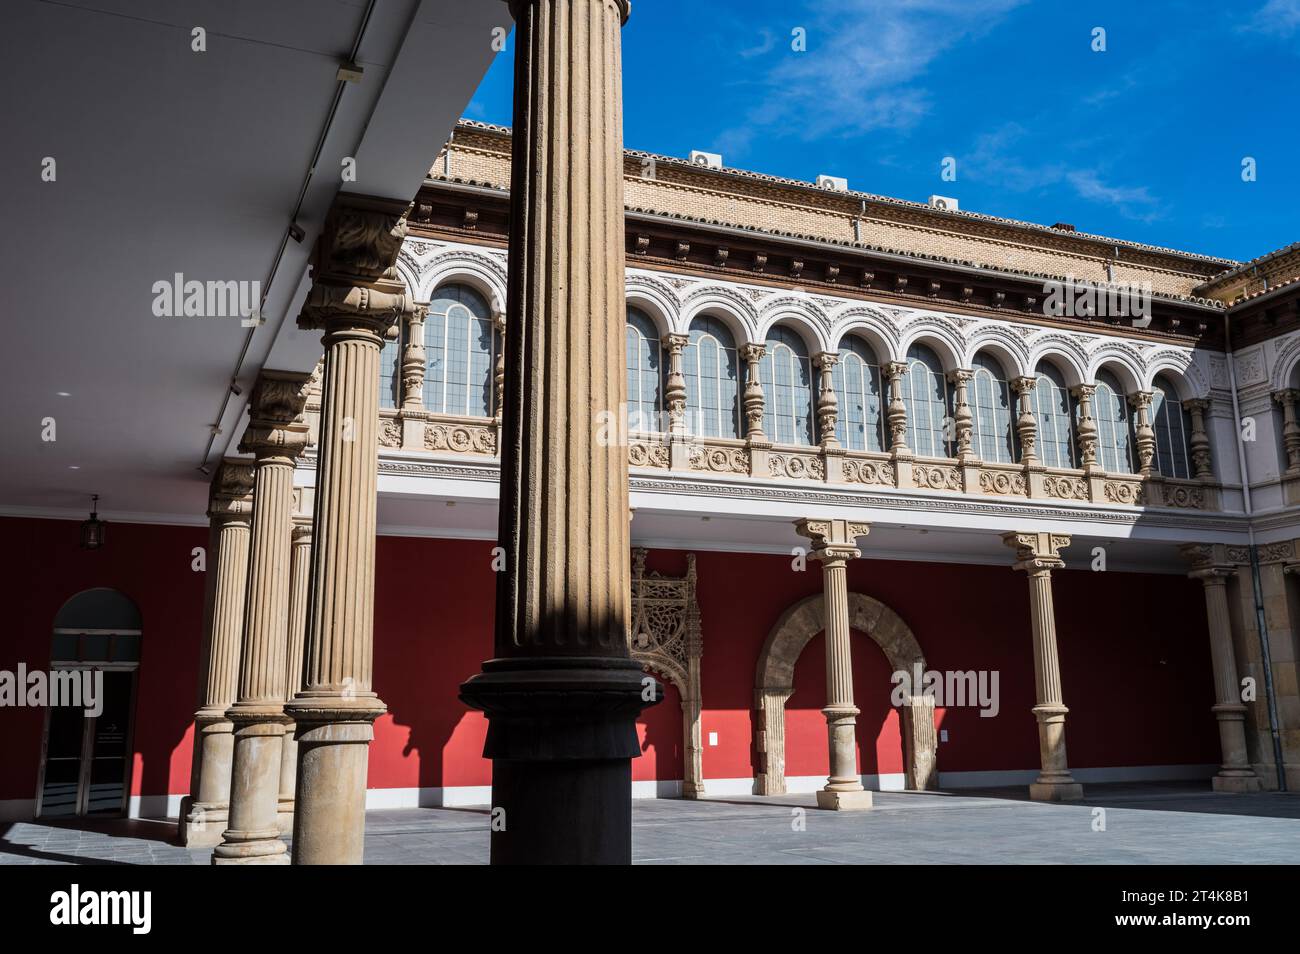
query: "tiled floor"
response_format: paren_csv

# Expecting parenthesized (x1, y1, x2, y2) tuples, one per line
(3, 784, 1298, 865)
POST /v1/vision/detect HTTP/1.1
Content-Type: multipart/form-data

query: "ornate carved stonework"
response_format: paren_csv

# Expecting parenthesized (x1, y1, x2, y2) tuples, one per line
(913, 464, 961, 491)
(1103, 480, 1145, 506)
(1163, 483, 1205, 509)
(769, 451, 825, 481)
(628, 439, 670, 469)
(1043, 475, 1088, 500)
(979, 469, 1026, 496)
(379, 419, 402, 448)
(687, 443, 749, 474)
(424, 420, 497, 455)
(840, 458, 894, 486)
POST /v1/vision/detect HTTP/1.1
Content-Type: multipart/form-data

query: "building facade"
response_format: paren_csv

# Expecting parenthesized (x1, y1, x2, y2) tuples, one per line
(5, 119, 1300, 836)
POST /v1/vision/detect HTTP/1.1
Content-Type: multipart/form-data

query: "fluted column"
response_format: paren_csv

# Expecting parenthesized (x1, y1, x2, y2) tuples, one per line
(884, 361, 909, 454)
(1273, 390, 1300, 476)
(213, 372, 311, 864)
(741, 343, 767, 442)
(815, 352, 839, 449)
(796, 517, 872, 811)
(458, 0, 655, 865)
(1002, 531, 1083, 802)
(1072, 384, 1099, 470)
(1130, 390, 1156, 475)
(1011, 376, 1038, 466)
(276, 513, 312, 831)
(182, 461, 254, 847)
(949, 369, 975, 461)
(1180, 545, 1263, 793)
(287, 196, 414, 865)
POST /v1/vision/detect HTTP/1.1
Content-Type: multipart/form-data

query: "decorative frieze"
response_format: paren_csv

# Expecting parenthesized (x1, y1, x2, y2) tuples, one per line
(979, 468, 1026, 496)
(424, 419, 497, 455)
(914, 464, 961, 491)
(840, 457, 894, 486)
(769, 450, 825, 481)
(688, 443, 749, 474)
(628, 438, 670, 469)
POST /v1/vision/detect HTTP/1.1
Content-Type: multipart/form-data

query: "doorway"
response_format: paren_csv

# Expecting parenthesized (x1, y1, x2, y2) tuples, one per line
(35, 588, 141, 819)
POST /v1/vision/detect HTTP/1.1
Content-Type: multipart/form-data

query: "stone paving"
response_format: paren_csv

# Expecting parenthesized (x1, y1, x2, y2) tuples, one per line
(2, 784, 1298, 865)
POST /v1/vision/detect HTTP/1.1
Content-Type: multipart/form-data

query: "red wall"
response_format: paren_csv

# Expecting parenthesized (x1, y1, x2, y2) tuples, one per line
(0, 516, 1220, 806)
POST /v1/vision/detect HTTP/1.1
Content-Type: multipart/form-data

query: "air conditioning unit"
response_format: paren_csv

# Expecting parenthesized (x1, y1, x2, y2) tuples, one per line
(689, 150, 723, 170)
(817, 174, 849, 192)
(928, 194, 959, 211)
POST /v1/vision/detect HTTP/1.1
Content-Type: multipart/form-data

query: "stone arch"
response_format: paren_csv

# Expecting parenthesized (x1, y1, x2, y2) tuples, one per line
(753, 592, 937, 795)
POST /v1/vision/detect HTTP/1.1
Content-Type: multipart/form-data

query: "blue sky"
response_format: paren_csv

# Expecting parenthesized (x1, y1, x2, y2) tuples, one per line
(464, 0, 1300, 264)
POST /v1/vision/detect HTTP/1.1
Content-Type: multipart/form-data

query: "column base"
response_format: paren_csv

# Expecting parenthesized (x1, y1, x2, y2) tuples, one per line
(211, 835, 290, 865)
(816, 788, 872, 811)
(1212, 773, 1263, 794)
(1029, 780, 1084, 802)
(277, 798, 294, 834)
(460, 656, 658, 865)
(182, 803, 229, 848)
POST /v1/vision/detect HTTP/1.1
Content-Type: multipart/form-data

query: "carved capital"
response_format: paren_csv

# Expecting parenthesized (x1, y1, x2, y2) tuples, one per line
(795, 517, 869, 559)
(1002, 530, 1069, 572)
(208, 459, 255, 521)
(740, 343, 766, 364)
(239, 370, 312, 462)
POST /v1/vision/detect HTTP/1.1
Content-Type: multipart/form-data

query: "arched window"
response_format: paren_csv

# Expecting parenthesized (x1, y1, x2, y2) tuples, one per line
(904, 344, 953, 458)
(626, 307, 663, 433)
(1151, 375, 1193, 479)
(1034, 363, 1077, 469)
(379, 331, 401, 409)
(970, 353, 1017, 463)
(425, 284, 498, 417)
(683, 316, 742, 439)
(835, 336, 885, 452)
(1092, 369, 1134, 473)
(760, 326, 815, 445)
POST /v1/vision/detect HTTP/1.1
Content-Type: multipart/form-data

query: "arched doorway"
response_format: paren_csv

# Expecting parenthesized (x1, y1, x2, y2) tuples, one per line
(753, 593, 937, 794)
(35, 588, 142, 818)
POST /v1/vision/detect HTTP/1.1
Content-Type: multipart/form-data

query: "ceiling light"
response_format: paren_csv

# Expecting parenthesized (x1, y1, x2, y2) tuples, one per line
(80, 495, 106, 551)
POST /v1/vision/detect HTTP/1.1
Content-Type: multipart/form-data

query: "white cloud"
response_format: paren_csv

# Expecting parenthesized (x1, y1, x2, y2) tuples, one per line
(1241, 0, 1300, 37)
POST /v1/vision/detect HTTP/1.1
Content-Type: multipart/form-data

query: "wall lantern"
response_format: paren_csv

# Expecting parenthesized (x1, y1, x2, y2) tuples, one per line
(80, 494, 106, 550)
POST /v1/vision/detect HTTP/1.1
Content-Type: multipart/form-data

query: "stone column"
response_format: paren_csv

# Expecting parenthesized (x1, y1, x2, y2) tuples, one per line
(948, 369, 974, 461)
(213, 371, 311, 864)
(1002, 531, 1083, 801)
(1180, 545, 1263, 792)
(795, 517, 872, 811)
(1130, 390, 1156, 476)
(1012, 376, 1039, 466)
(741, 343, 767, 442)
(287, 196, 414, 865)
(182, 460, 254, 847)
(458, 0, 655, 865)
(815, 352, 839, 448)
(1273, 390, 1300, 476)
(664, 332, 689, 468)
(400, 307, 425, 412)
(1184, 398, 1214, 480)
(1072, 384, 1099, 471)
(276, 511, 312, 832)
(494, 313, 506, 423)
(884, 361, 909, 454)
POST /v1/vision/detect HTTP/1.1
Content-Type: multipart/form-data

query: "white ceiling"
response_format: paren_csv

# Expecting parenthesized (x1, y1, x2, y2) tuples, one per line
(0, 0, 504, 522)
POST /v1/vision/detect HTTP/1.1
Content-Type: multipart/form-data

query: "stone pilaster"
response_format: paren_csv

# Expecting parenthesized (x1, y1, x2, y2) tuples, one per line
(458, 0, 656, 865)
(795, 517, 872, 811)
(1012, 376, 1038, 466)
(276, 509, 312, 833)
(1181, 544, 1264, 793)
(287, 196, 414, 864)
(1184, 398, 1214, 480)
(1002, 531, 1083, 802)
(1072, 384, 1099, 471)
(182, 460, 254, 847)
(949, 369, 975, 462)
(400, 306, 428, 450)
(213, 371, 311, 864)
(741, 343, 767, 442)
(814, 352, 839, 449)
(884, 361, 909, 455)
(1273, 390, 1300, 476)
(665, 332, 689, 469)
(1130, 390, 1156, 476)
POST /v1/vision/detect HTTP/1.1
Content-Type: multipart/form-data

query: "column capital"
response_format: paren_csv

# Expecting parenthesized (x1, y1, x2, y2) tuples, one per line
(884, 360, 908, 380)
(795, 517, 869, 559)
(947, 367, 974, 386)
(814, 351, 839, 371)
(1011, 375, 1038, 395)
(298, 196, 415, 339)
(1184, 397, 1211, 412)
(510, 0, 631, 25)
(1128, 389, 1154, 410)
(1179, 543, 1236, 582)
(740, 342, 766, 362)
(208, 459, 255, 521)
(1070, 383, 1096, 399)
(666, 332, 690, 353)
(1002, 530, 1070, 571)
(1274, 388, 1300, 405)
(238, 370, 312, 462)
